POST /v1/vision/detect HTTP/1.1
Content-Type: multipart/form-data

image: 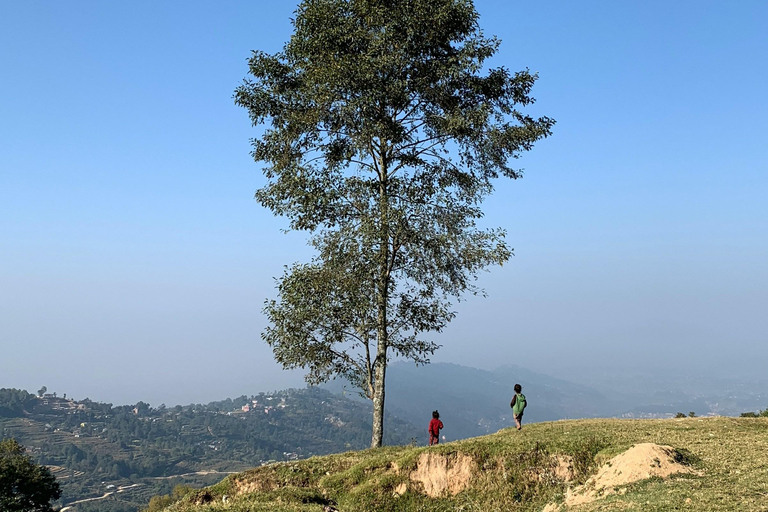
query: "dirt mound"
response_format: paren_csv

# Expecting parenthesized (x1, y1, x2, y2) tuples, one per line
(409, 452, 477, 497)
(589, 443, 695, 488)
(544, 443, 698, 510)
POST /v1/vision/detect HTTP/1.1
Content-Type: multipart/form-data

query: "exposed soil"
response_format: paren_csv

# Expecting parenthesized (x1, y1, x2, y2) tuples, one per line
(544, 443, 698, 510)
(233, 473, 278, 494)
(409, 452, 477, 497)
(552, 455, 576, 483)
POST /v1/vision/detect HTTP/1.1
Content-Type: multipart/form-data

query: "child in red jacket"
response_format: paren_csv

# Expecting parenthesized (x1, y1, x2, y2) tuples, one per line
(429, 410, 444, 445)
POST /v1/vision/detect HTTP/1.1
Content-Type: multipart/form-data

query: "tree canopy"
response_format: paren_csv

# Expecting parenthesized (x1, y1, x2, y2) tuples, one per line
(0, 438, 61, 512)
(236, 0, 553, 447)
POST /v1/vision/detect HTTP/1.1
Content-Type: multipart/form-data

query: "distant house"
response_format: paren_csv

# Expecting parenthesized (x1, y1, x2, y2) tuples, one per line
(241, 404, 250, 412)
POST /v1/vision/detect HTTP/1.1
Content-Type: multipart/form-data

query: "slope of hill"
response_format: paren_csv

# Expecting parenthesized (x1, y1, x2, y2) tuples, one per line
(154, 416, 768, 512)
(0, 387, 421, 512)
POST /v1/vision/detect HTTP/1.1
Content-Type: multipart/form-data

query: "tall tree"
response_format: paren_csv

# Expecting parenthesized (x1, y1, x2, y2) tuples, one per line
(236, 0, 554, 447)
(0, 439, 61, 512)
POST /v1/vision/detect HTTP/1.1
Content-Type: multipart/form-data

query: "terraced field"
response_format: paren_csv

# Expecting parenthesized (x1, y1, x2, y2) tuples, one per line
(0, 387, 421, 511)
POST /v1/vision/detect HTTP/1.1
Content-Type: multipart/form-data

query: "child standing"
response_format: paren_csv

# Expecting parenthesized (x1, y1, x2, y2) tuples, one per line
(510, 384, 527, 430)
(428, 410, 444, 445)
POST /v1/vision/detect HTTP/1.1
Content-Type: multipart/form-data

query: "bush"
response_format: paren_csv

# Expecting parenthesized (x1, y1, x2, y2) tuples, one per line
(0, 438, 61, 512)
(675, 412, 686, 418)
(144, 494, 173, 512)
(143, 484, 195, 512)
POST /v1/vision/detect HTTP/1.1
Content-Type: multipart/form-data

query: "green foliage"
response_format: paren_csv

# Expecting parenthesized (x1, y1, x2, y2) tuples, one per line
(739, 406, 768, 418)
(142, 485, 192, 512)
(236, 0, 553, 447)
(675, 412, 686, 418)
(568, 436, 608, 482)
(144, 494, 173, 512)
(688, 411, 696, 417)
(671, 447, 701, 467)
(0, 438, 61, 512)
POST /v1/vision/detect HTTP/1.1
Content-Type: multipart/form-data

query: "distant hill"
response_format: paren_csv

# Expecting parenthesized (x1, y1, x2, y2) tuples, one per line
(0, 387, 420, 512)
(325, 362, 618, 440)
(326, 362, 768, 441)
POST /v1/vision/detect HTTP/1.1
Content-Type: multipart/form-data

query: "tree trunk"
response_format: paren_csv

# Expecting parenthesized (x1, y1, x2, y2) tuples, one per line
(371, 143, 389, 449)
(370, 349, 387, 448)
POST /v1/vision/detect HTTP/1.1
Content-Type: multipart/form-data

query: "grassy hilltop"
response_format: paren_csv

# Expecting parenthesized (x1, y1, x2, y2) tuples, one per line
(154, 417, 768, 512)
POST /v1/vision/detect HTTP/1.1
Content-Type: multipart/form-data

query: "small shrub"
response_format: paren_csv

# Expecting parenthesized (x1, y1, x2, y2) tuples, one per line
(498, 444, 555, 503)
(740, 412, 758, 418)
(570, 436, 608, 481)
(144, 495, 172, 512)
(688, 412, 696, 418)
(672, 447, 701, 467)
(675, 412, 686, 418)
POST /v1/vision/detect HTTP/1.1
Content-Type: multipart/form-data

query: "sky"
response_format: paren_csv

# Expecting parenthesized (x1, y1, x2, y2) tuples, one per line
(1, 1, 766, 406)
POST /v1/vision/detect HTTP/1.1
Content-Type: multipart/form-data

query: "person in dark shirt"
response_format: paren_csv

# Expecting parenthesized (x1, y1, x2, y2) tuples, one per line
(428, 410, 444, 445)
(510, 383, 527, 430)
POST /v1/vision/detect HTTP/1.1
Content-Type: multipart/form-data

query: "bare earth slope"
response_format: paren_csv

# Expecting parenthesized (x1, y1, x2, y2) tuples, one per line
(158, 417, 768, 512)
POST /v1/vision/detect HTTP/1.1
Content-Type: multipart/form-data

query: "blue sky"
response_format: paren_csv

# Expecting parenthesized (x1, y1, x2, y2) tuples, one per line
(1, 1, 766, 405)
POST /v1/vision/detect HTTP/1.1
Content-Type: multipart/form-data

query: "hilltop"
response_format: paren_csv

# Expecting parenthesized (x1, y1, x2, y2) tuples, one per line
(152, 417, 768, 512)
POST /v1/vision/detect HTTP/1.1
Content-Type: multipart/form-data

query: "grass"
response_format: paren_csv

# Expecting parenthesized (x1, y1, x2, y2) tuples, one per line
(157, 417, 768, 512)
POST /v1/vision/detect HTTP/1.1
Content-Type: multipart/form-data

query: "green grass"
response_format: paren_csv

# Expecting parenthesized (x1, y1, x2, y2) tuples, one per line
(157, 417, 768, 512)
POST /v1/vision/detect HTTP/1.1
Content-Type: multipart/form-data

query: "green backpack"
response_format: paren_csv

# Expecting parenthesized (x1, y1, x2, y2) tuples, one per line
(512, 393, 526, 415)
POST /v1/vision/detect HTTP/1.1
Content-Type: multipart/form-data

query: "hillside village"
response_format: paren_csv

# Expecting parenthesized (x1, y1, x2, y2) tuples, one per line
(0, 387, 420, 512)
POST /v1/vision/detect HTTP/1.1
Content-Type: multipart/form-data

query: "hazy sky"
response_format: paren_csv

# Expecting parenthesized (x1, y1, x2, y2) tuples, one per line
(2, 1, 766, 406)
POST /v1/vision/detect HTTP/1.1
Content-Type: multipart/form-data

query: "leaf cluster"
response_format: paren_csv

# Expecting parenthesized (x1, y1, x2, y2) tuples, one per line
(0, 438, 61, 512)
